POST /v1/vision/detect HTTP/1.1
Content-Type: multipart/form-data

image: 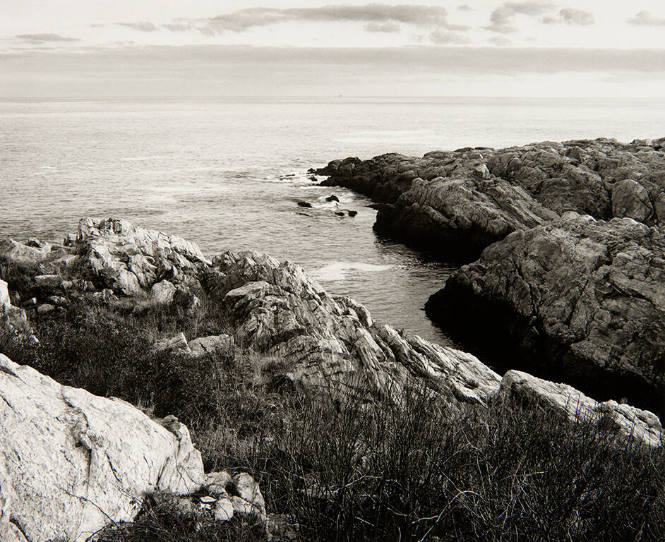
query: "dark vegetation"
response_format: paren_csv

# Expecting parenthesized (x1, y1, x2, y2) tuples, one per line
(2, 303, 665, 541)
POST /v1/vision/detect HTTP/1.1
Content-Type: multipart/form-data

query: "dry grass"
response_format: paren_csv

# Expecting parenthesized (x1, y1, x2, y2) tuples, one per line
(2, 305, 665, 541)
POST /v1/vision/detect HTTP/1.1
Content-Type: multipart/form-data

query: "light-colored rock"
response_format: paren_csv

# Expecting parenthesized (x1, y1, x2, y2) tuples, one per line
(0, 354, 205, 542)
(0, 281, 9, 307)
(153, 332, 191, 355)
(204, 250, 501, 407)
(214, 497, 235, 522)
(499, 370, 663, 448)
(0, 218, 213, 304)
(77, 218, 211, 296)
(188, 334, 234, 359)
(233, 472, 266, 519)
(205, 471, 234, 496)
(0, 280, 32, 340)
(150, 280, 177, 304)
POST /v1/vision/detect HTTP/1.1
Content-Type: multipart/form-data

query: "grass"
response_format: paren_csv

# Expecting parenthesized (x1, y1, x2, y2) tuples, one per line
(2, 304, 665, 541)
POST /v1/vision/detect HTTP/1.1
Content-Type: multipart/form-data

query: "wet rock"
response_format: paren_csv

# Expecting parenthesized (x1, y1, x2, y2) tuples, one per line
(0, 354, 205, 542)
(325, 195, 340, 202)
(347, 210, 358, 217)
(297, 201, 312, 208)
(432, 213, 665, 414)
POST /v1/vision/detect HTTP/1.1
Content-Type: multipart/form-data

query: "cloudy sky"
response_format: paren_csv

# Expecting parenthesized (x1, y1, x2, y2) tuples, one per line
(1, 0, 665, 97)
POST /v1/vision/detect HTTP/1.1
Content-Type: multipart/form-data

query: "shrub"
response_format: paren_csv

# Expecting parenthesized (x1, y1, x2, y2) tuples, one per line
(2, 307, 664, 541)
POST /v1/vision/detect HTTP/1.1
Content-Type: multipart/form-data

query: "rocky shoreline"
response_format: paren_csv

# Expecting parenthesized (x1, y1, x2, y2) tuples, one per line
(1, 214, 664, 539)
(318, 137, 665, 415)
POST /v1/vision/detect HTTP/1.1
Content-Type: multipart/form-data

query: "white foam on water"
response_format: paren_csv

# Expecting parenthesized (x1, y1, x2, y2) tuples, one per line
(313, 261, 393, 282)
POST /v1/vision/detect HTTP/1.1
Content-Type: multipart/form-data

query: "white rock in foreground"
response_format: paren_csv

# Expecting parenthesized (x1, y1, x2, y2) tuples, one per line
(0, 354, 205, 542)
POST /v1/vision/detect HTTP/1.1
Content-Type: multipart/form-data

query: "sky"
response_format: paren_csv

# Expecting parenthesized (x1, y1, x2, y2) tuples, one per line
(1, 1, 665, 97)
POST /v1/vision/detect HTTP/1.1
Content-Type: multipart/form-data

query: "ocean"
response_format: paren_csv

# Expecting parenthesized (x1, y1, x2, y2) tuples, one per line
(2, 96, 665, 344)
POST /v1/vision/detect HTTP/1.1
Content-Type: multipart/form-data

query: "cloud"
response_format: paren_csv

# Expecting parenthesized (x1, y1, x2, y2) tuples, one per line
(430, 29, 468, 44)
(542, 8, 594, 25)
(116, 22, 159, 32)
(365, 21, 401, 33)
(628, 11, 665, 26)
(486, 1, 552, 33)
(163, 4, 461, 35)
(15, 33, 79, 43)
(163, 22, 193, 32)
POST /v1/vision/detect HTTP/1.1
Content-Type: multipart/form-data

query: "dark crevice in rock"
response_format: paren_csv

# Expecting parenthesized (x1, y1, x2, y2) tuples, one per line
(427, 274, 665, 418)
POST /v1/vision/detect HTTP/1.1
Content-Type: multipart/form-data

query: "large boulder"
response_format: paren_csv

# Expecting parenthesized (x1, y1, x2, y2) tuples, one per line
(0, 354, 205, 542)
(0, 279, 32, 340)
(201, 251, 501, 407)
(430, 213, 665, 414)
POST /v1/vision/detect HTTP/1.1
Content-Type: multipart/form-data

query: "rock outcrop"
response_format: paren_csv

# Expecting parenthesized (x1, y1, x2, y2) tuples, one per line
(319, 138, 665, 260)
(0, 353, 204, 541)
(430, 213, 665, 414)
(2, 216, 663, 539)
(0, 279, 32, 340)
(0, 218, 210, 313)
(0, 352, 268, 542)
(201, 250, 502, 407)
(499, 370, 663, 448)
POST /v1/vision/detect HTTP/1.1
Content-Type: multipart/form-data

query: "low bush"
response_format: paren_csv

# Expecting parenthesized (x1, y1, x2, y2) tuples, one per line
(2, 307, 665, 541)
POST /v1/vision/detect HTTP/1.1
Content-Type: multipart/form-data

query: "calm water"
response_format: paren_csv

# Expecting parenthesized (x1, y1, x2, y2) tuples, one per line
(2, 97, 665, 344)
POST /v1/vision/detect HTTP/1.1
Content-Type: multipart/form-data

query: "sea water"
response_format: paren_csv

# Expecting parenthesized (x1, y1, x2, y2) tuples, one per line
(2, 96, 665, 344)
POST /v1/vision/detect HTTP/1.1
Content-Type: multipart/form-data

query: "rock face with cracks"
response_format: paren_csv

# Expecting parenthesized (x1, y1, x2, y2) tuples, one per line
(0, 218, 210, 310)
(318, 138, 665, 260)
(432, 213, 665, 414)
(201, 250, 502, 406)
(0, 353, 205, 542)
(2, 216, 664, 540)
